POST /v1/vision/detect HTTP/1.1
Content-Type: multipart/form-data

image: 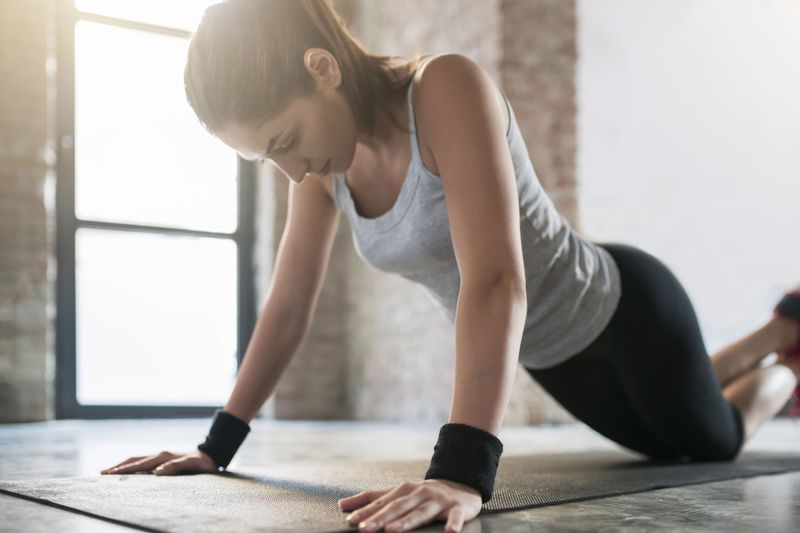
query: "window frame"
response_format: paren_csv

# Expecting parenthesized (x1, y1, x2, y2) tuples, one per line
(54, 1, 257, 419)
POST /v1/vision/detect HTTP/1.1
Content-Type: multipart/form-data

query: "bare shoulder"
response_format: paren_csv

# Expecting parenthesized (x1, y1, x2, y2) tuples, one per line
(413, 53, 509, 156)
(415, 53, 500, 95)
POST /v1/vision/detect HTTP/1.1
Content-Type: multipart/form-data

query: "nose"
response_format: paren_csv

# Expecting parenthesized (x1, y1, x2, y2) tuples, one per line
(273, 156, 310, 183)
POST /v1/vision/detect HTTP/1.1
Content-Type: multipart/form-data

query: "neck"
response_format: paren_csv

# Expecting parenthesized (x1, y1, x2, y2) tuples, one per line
(351, 65, 411, 179)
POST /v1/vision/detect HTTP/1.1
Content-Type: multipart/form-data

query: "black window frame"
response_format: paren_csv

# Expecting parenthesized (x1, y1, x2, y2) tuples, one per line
(54, 1, 257, 419)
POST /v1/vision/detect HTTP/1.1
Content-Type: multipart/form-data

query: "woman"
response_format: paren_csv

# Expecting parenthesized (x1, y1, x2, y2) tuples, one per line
(101, 1, 800, 532)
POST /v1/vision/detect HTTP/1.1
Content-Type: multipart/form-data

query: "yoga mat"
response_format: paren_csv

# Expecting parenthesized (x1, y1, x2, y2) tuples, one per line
(2, 449, 800, 533)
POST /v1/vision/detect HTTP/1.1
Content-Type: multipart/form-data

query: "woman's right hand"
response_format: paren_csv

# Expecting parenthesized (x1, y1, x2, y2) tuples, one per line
(100, 450, 219, 476)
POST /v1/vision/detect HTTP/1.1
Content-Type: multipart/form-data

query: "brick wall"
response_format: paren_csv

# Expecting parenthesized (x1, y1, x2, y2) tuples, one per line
(0, 0, 57, 422)
(502, 0, 579, 226)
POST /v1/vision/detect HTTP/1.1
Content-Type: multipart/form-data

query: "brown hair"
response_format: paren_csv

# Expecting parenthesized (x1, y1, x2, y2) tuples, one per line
(184, 0, 424, 139)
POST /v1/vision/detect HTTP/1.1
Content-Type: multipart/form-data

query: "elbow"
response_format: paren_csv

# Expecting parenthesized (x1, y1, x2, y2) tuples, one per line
(469, 272, 527, 305)
(501, 275, 527, 306)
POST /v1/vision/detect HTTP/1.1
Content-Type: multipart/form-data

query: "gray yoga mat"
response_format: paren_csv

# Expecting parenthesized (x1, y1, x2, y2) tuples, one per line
(3, 450, 800, 532)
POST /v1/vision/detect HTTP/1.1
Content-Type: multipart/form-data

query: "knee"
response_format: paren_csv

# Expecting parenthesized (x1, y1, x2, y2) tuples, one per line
(685, 401, 746, 462)
(687, 441, 742, 462)
(686, 427, 744, 462)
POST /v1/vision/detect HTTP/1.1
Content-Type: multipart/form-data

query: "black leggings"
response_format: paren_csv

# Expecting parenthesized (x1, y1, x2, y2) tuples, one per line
(525, 242, 745, 462)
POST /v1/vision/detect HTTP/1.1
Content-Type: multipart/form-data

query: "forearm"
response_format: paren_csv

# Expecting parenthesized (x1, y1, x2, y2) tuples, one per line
(449, 279, 527, 436)
(224, 302, 306, 423)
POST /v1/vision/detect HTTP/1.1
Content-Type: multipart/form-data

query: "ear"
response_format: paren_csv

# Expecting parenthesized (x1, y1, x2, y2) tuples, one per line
(304, 47, 342, 90)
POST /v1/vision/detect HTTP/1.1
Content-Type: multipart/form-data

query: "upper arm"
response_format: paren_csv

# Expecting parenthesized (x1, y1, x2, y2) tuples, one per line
(264, 176, 340, 332)
(416, 53, 526, 292)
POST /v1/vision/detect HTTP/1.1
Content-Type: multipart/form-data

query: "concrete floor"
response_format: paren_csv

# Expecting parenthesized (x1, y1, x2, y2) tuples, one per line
(2, 418, 800, 532)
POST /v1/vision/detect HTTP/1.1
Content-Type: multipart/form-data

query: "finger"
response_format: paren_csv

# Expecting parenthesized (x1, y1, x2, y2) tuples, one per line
(384, 501, 443, 533)
(105, 458, 159, 474)
(362, 491, 429, 532)
(338, 493, 365, 511)
(344, 487, 402, 524)
(153, 456, 198, 476)
(444, 505, 466, 533)
(101, 456, 146, 473)
(102, 457, 154, 474)
(345, 484, 417, 527)
(153, 458, 180, 475)
(104, 453, 172, 474)
(338, 488, 390, 511)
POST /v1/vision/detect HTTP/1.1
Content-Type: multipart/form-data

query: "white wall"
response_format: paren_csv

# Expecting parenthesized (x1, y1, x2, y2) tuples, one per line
(577, 0, 800, 353)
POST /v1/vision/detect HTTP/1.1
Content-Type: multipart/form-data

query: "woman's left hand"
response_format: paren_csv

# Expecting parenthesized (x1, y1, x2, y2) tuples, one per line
(338, 478, 483, 532)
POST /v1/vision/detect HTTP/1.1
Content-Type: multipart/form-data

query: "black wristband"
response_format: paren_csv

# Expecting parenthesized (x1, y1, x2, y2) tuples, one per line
(197, 409, 251, 470)
(423, 423, 503, 503)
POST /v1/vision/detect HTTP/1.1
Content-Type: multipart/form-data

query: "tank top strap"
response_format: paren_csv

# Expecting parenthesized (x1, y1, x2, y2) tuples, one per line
(406, 71, 422, 165)
(406, 54, 437, 169)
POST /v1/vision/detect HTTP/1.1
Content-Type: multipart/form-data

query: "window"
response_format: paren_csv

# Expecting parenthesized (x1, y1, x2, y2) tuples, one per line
(55, 0, 257, 418)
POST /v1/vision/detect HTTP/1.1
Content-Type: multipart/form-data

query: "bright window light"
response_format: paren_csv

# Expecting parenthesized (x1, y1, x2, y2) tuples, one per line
(75, 0, 219, 32)
(74, 20, 237, 233)
(76, 228, 238, 406)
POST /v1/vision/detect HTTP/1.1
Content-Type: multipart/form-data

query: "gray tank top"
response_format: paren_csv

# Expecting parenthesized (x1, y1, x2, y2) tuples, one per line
(331, 67, 622, 370)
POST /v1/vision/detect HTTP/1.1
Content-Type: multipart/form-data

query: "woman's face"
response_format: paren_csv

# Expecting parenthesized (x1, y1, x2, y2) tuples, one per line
(216, 48, 359, 184)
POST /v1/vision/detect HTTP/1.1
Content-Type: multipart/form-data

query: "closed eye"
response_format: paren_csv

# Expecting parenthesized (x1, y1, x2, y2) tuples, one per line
(258, 132, 299, 164)
(274, 135, 298, 155)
